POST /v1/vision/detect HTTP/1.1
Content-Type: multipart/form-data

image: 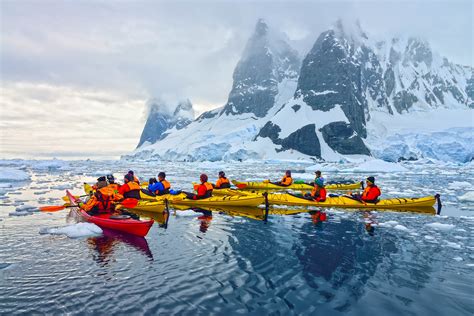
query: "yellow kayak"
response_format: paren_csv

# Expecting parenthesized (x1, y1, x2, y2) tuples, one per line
(167, 193, 265, 207)
(266, 193, 438, 212)
(232, 180, 362, 191)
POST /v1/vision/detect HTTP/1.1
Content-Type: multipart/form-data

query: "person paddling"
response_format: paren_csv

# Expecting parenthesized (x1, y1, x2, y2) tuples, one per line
(118, 173, 141, 199)
(106, 174, 120, 192)
(352, 176, 381, 203)
(273, 170, 293, 186)
(305, 177, 327, 202)
(127, 170, 140, 184)
(186, 174, 213, 200)
(92, 176, 108, 190)
(148, 172, 171, 195)
(214, 171, 231, 189)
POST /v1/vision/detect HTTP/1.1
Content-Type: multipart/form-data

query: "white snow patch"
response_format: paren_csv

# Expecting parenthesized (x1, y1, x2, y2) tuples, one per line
(394, 224, 409, 231)
(448, 181, 473, 190)
(453, 257, 463, 261)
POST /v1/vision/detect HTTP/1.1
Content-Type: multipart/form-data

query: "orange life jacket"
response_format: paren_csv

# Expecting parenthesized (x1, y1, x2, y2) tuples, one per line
(311, 186, 327, 202)
(280, 176, 293, 186)
(107, 183, 120, 192)
(119, 181, 141, 199)
(215, 177, 231, 189)
(159, 179, 171, 195)
(196, 182, 213, 199)
(361, 185, 381, 202)
(133, 176, 140, 184)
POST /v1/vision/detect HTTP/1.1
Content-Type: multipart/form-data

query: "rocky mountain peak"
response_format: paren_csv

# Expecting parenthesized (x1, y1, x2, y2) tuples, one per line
(136, 98, 194, 148)
(222, 19, 300, 118)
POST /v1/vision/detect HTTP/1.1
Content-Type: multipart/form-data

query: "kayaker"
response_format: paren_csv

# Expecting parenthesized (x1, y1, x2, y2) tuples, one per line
(106, 174, 120, 192)
(80, 188, 121, 214)
(92, 176, 108, 190)
(214, 171, 231, 189)
(305, 178, 326, 202)
(118, 174, 141, 199)
(128, 170, 140, 184)
(273, 170, 293, 186)
(148, 172, 171, 195)
(186, 174, 213, 200)
(352, 176, 381, 203)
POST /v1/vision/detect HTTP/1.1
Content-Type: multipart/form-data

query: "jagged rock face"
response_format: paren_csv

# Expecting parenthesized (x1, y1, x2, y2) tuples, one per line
(222, 19, 300, 118)
(136, 99, 194, 148)
(258, 122, 321, 157)
(295, 29, 369, 138)
(467, 72, 474, 108)
(320, 122, 370, 155)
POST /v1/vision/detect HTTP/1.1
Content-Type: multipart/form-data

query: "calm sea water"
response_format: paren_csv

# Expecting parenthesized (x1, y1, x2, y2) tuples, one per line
(0, 160, 473, 315)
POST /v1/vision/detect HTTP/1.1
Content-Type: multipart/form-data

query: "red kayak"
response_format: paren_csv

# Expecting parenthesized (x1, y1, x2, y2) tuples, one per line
(66, 190, 153, 237)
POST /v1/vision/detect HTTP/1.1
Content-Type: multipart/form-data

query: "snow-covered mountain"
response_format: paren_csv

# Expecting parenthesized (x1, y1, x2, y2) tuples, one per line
(136, 98, 194, 148)
(127, 19, 473, 163)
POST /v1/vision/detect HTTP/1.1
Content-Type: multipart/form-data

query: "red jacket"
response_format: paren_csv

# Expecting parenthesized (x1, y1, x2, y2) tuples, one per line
(311, 186, 327, 202)
(361, 185, 381, 202)
(195, 182, 213, 199)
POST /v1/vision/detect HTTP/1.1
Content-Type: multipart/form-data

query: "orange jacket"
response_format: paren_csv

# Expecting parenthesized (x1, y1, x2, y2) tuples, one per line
(361, 185, 381, 202)
(280, 176, 293, 186)
(215, 177, 231, 189)
(195, 182, 213, 199)
(311, 186, 327, 202)
(118, 181, 141, 199)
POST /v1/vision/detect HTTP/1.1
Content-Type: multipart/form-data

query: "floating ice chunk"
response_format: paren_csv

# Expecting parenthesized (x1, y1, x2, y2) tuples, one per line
(49, 184, 70, 190)
(448, 181, 473, 190)
(31, 159, 69, 171)
(459, 192, 474, 202)
(425, 223, 455, 231)
(424, 235, 435, 240)
(466, 264, 474, 267)
(445, 241, 462, 249)
(0, 167, 30, 182)
(39, 223, 102, 238)
(453, 257, 463, 261)
(9, 211, 31, 216)
(394, 224, 408, 231)
(343, 159, 408, 173)
(15, 205, 37, 212)
(174, 210, 201, 217)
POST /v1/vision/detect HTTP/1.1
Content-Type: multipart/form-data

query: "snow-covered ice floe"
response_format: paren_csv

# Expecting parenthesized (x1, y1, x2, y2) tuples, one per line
(0, 167, 30, 182)
(39, 223, 103, 238)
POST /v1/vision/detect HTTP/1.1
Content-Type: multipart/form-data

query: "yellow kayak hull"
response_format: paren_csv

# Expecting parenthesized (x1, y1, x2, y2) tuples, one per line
(167, 193, 265, 207)
(232, 180, 362, 191)
(267, 193, 437, 212)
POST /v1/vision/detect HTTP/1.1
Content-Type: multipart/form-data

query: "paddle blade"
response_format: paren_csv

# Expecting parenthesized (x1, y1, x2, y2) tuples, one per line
(83, 183, 93, 194)
(62, 195, 79, 202)
(40, 205, 66, 212)
(236, 183, 248, 189)
(120, 198, 139, 209)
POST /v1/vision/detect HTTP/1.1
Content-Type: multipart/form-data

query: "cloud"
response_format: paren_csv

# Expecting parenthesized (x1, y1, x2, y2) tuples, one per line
(0, 0, 472, 158)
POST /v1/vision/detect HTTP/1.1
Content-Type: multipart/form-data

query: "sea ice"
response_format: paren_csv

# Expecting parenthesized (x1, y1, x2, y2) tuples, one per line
(39, 223, 102, 238)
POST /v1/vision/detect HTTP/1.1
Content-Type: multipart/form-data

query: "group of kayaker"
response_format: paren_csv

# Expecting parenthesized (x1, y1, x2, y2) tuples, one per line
(271, 169, 381, 203)
(80, 168, 382, 215)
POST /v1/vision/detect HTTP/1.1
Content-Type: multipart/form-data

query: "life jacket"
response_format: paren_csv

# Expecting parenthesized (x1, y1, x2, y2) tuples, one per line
(196, 182, 213, 199)
(280, 176, 293, 186)
(157, 179, 171, 195)
(107, 183, 120, 192)
(215, 177, 231, 189)
(361, 185, 381, 203)
(119, 181, 141, 199)
(311, 186, 327, 202)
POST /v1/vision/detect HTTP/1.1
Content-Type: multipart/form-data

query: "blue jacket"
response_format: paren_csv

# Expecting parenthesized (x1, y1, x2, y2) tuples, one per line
(148, 182, 165, 194)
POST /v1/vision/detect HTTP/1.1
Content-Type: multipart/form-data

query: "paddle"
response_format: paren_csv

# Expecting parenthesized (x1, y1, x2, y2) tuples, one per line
(40, 204, 75, 212)
(61, 194, 88, 202)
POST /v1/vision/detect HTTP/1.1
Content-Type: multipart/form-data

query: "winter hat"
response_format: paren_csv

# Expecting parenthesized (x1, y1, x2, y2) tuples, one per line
(200, 174, 208, 182)
(97, 176, 106, 182)
(158, 172, 166, 179)
(124, 174, 133, 182)
(366, 176, 375, 184)
(218, 171, 225, 177)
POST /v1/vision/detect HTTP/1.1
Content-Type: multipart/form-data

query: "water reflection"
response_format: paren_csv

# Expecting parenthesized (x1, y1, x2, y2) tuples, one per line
(88, 228, 153, 264)
(293, 218, 398, 311)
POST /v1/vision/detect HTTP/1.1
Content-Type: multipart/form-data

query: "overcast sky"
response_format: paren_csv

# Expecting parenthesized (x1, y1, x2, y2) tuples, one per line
(1, 0, 472, 159)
